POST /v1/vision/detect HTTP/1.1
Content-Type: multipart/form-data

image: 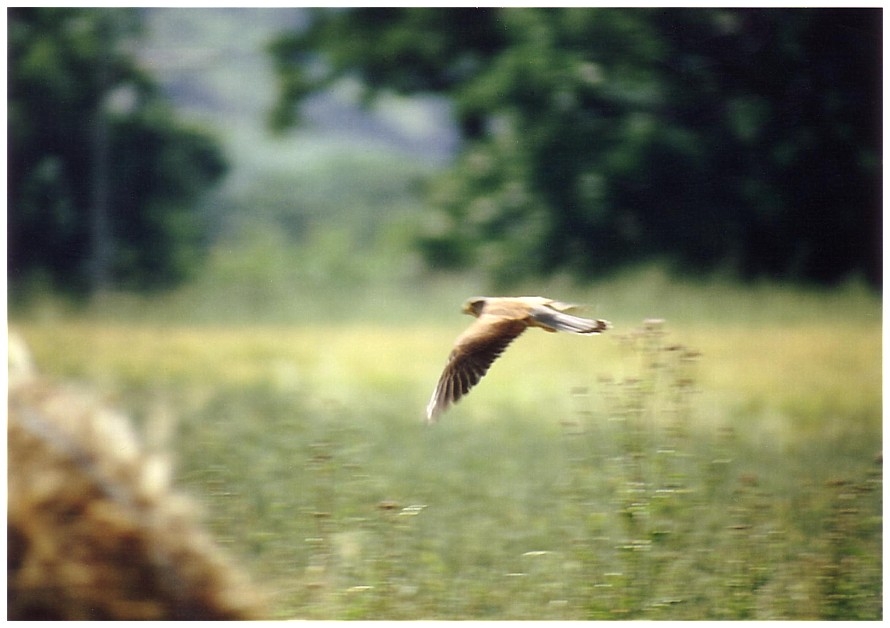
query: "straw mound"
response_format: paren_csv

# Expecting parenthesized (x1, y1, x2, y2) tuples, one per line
(8, 333, 265, 620)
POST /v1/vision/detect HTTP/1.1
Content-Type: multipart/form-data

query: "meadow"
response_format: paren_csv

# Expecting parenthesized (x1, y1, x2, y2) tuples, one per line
(10, 9, 881, 618)
(11, 270, 882, 619)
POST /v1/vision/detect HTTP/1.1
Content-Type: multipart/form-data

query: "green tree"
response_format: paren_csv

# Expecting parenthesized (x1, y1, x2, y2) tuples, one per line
(8, 8, 228, 297)
(269, 8, 880, 286)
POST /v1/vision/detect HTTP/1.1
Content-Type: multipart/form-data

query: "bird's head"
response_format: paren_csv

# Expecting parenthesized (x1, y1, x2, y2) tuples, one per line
(461, 297, 487, 317)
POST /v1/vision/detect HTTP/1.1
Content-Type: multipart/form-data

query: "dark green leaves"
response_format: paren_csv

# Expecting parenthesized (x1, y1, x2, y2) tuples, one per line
(269, 8, 880, 287)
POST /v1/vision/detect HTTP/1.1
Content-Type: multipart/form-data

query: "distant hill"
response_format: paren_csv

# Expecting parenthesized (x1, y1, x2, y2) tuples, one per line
(131, 8, 452, 298)
(138, 8, 459, 165)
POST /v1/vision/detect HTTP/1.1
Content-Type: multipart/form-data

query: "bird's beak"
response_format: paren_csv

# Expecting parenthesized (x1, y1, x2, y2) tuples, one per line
(461, 298, 481, 315)
(462, 297, 486, 316)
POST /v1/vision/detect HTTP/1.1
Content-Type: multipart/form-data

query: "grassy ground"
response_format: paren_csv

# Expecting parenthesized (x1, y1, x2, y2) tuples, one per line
(10, 274, 882, 619)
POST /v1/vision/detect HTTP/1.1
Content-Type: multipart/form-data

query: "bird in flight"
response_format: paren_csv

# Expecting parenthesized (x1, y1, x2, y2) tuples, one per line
(426, 296, 611, 423)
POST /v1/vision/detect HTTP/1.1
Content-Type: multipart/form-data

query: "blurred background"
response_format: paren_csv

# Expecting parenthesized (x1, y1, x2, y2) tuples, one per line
(8, 7, 881, 318)
(7, 8, 883, 620)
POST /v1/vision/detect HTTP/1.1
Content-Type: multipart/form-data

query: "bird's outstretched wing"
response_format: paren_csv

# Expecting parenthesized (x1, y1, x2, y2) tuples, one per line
(426, 315, 528, 423)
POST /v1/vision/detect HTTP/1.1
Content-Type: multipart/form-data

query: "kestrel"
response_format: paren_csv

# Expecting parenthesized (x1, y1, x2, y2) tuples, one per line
(426, 296, 611, 423)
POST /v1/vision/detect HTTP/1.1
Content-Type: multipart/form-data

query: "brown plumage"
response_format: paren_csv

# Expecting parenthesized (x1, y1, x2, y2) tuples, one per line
(426, 296, 611, 423)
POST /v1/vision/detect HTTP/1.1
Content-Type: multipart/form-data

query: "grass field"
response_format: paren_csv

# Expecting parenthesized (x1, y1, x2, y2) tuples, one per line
(10, 274, 882, 619)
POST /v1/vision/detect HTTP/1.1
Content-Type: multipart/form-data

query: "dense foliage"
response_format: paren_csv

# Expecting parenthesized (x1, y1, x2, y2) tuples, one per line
(8, 8, 228, 296)
(270, 8, 881, 286)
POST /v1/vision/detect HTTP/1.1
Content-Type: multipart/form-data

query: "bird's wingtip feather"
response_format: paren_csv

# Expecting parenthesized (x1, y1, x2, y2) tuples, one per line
(425, 392, 442, 424)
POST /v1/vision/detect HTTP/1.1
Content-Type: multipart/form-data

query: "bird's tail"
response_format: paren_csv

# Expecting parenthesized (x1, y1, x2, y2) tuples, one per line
(531, 307, 611, 334)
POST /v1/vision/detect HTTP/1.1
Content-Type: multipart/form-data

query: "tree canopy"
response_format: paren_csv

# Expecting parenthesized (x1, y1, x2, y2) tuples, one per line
(8, 8, 228, 296)
(270, 8, 881, 287)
